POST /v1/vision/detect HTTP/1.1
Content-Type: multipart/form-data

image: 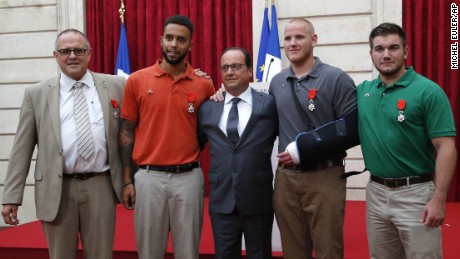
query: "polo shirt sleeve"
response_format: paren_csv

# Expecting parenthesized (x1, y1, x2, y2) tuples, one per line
(424, 89, 456, 139)
(120, 75, 140, 123)
(333, 72, 357, 118)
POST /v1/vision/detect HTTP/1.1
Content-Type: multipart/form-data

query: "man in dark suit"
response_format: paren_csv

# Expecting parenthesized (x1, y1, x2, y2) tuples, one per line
(198, 47, 278, 258)
(1, 29, 125, 259)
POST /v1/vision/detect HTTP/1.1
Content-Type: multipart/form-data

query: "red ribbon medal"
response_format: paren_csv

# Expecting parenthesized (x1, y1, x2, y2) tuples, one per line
(188, 93, 196, 113)
(308, 89, 317, 111)
(111, 99, 119, 108)
(397, 99, 406, 123)
(111, 99, 120, 118)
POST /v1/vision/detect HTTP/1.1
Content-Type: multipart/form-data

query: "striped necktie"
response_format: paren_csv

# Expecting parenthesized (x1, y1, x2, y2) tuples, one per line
(73, 81, 94, 160)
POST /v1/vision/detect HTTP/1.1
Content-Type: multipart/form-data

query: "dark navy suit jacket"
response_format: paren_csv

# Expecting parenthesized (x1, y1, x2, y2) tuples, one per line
(198, 88, 278, 215)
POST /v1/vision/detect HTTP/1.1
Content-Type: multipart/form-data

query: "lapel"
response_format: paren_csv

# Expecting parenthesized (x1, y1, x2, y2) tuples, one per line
(210, 96, 230, 143)
(235, 88, 264, 148)
(46, 77, 62, 149)
(92, 73, 110, 139)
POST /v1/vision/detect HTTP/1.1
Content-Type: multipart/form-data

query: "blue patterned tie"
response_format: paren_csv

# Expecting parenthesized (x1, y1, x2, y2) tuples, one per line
(226, 98, 241, 145)
(73, 82, 94, 160)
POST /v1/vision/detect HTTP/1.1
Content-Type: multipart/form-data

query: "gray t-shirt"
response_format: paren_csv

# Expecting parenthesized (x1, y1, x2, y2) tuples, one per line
(269, 57, 357, 152)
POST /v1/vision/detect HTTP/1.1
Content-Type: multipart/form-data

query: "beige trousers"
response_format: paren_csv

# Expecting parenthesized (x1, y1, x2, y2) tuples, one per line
(42, 174, 116, 259)
(366, 180, 442, 259)
(134, 167, 205, 259)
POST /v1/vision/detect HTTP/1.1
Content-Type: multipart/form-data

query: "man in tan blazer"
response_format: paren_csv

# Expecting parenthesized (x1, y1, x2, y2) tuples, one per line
(1, 29, 125, 259)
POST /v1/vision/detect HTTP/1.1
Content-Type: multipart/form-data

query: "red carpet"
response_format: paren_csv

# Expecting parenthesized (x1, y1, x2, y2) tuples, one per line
(0, 199, 459, 258)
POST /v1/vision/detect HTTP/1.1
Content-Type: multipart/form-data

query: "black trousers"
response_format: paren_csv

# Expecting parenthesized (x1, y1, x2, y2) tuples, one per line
(210, 207, 274, 259)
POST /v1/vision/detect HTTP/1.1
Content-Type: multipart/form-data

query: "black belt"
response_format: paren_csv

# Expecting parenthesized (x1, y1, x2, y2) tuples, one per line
(370, 174, 433, 188)
(63, 170, 109, 181)
(280, 157, 344, 172)
(140, 162, 199, 173)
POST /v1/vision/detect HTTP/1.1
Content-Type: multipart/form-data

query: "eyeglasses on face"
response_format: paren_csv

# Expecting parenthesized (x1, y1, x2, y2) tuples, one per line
(57, 48, 88, 57)
(220, 63, 246, 72)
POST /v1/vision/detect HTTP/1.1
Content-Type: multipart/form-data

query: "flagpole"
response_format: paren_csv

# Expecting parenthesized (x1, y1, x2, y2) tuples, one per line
(119, 0, 125, 24)
(115, 0, 131, 77)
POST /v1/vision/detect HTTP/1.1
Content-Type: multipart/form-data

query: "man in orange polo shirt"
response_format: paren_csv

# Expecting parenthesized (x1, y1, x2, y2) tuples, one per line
(119, 15, 215, 259)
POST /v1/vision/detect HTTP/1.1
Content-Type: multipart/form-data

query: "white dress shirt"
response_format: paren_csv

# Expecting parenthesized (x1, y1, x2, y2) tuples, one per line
(218, 87, 253, 137)
(59, 71, 109, 173)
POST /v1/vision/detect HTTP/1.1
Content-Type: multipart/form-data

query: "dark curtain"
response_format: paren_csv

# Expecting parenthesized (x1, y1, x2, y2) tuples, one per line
(86, 0, 253, 195)
(403, 0, 460, 201)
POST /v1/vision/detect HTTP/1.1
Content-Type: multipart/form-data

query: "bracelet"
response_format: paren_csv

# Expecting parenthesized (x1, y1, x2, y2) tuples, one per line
(123, 182, 133, 188)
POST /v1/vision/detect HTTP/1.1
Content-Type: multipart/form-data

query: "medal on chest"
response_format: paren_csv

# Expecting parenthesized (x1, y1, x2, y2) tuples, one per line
(188, 93, 196, 113)
(111, 99, 120, 118)
(308, 89, 317, 111)
(397, 99, 406, 123)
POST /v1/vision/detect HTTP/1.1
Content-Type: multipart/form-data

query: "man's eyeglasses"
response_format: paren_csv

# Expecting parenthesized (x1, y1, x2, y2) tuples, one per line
(220, 63, 246, 72)
(57, 48, 88, 57)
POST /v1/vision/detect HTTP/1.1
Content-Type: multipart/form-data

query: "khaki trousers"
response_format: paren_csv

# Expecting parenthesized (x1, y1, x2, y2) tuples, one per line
(42, 173, 116, 259)
(273, 165, 346, 259)
(134, 167, 205, 259)
(366, 179, 442, 259)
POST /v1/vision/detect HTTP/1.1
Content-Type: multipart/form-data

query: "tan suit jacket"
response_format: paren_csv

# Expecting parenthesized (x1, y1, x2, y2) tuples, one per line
(2, 72, 125, 222)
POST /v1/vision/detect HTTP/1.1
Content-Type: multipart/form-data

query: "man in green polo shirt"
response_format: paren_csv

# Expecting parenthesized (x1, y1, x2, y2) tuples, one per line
(357, 23, 457, 258)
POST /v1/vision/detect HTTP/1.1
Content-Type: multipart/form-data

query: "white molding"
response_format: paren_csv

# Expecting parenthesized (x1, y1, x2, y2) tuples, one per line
(373, 0, 403, 25)
(57, 0, 85, 33)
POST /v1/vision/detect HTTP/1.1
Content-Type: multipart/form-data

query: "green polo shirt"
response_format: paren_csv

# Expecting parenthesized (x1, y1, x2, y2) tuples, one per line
(357, 67, 456, 178)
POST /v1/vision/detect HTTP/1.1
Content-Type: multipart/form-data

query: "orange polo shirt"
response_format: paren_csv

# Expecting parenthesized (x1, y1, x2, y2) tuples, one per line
(121, 60, 215, 165)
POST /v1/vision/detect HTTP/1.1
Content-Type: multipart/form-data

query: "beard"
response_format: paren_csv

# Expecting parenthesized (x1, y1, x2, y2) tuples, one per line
(162, 49, 188, 65)
(376, 62, 404, 77)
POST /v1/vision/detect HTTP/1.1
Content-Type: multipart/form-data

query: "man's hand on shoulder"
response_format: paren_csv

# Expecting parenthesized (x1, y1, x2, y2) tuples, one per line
(210, 87, 226, 102)
(194, 68, 212, 81)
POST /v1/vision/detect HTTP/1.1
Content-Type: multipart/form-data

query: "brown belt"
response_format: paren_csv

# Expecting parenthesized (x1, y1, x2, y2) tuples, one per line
(370, 174, 433, 188)
(140, 162, 199, 173)
(63, 170, 109, 181)
(280, 157, 344, 172)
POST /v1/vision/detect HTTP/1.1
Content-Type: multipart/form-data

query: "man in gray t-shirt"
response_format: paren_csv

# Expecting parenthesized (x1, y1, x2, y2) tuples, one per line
(271, 18, 356, 259)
